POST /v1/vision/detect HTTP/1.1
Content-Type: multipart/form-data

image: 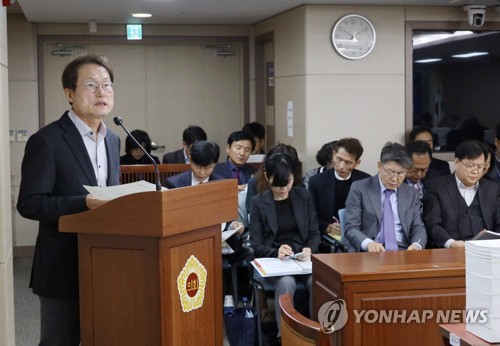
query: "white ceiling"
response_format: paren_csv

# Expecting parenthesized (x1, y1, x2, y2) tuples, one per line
(12, 0, 457, 25)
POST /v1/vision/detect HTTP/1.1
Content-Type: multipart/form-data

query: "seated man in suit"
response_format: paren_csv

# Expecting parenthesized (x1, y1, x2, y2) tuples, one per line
(242, 121, 266, 155)
(344, 142, 427, 252)
(162, 125, 207, 164)
(213, 131, 257, 189)
(404, 140, 440, 200)
(165, 141, 222, 188)
(309, 138, 370, 237)
(409, 126, 451, 177)
(423, 140, 500, 248)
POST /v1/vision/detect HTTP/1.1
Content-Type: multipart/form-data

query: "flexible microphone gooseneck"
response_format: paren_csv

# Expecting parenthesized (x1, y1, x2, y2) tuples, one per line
(113, 116, 162, 191)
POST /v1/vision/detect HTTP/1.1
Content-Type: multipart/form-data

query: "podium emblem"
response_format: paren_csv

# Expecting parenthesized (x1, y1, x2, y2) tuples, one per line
(177, 255, 208, 312)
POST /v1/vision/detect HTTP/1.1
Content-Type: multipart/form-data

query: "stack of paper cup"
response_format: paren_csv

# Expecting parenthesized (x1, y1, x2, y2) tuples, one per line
(466, 239, 500, 342)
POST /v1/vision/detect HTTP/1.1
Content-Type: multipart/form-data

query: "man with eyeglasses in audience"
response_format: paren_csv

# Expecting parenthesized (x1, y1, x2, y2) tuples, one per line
(404, 140, 441, 200)
(344, 142, 427, 252)
(423, 140, 500, 248)
(309, 138, 370, 239)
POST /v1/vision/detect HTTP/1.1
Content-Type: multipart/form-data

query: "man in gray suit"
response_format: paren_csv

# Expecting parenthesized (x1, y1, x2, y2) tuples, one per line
(17, 54, 121, 345)
(344, 142, 427, 252)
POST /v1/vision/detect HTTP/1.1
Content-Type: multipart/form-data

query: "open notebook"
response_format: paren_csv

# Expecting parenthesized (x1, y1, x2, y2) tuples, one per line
(251, 257, 312, 277)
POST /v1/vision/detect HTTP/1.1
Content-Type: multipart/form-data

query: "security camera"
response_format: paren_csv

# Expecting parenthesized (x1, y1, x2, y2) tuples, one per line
(463, 5, 487, 27)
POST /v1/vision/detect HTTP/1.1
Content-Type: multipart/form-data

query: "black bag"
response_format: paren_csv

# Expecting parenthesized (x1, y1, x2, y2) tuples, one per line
(224, 307, 257, 346)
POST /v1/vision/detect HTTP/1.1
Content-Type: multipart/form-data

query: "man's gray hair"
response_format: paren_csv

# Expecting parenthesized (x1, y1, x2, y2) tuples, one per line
(380, 142, 413, 169)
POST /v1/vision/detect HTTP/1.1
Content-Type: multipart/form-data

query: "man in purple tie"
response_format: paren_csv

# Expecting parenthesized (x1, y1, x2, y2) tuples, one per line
(344, 142, 427, 252)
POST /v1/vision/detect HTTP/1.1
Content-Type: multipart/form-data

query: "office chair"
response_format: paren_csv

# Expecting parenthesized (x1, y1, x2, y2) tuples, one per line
(279, 293, 331, 346)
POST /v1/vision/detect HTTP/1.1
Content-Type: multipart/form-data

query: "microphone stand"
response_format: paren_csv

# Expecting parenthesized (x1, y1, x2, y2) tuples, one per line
(113, 116, 162, 191)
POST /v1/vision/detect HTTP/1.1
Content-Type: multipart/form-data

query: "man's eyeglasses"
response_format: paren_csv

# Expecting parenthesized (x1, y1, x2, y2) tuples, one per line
(460, 160, 485, 172)
(382, 165, 407, 178)
(79, 81, 115, 93)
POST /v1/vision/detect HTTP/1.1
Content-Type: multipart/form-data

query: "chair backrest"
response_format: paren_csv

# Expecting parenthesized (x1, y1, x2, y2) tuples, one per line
(279, 293, 331, 346)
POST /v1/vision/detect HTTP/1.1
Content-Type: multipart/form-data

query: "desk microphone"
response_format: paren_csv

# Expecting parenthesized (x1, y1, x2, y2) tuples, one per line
(113, 116, 162, 191)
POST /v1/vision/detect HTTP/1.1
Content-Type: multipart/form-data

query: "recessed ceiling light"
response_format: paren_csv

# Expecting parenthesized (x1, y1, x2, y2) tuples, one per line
(452, 52, 489, 58)
(415, 58, 442, 63)
(131, 13, 152, 18)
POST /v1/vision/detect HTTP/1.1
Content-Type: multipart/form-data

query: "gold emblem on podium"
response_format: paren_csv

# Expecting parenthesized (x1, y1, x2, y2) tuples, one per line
(177, 255, 207, 312)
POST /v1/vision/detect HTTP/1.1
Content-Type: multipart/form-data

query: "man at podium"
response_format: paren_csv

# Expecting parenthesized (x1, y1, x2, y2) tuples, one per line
(17, 54, 121, 346)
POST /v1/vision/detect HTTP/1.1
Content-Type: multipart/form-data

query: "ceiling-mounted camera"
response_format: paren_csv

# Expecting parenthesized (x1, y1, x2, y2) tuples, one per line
(463, 4, 487, 27)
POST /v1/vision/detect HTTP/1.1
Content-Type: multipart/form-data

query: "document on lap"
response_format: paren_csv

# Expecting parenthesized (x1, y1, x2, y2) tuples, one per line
(84, 180, 167, 200)
(251, 257, 312, 277)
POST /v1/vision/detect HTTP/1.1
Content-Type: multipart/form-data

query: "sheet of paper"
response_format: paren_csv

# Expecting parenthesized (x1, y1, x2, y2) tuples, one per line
(84, 180, 166, 200)
(287, 101, 294, 137)
(221, 225, 243, 242)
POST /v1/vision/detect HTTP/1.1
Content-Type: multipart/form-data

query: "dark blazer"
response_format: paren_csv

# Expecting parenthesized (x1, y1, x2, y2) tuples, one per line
(213, 160, 257, 184)
(423, 174, 500, 247)
(249, 187, 321, 258)
(165, 170, 223, 189)
(17, 112, 120, 300)
(162, 148, 186, 164)
(344, 175, 427, 252)
(309, 168, 370, 232)
(430, 157, 451, 177)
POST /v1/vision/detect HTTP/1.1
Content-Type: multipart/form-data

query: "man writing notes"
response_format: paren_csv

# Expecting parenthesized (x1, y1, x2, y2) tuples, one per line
(344, 142, 427, 252)
(17, 55, 120, 345)
(309, 137, 370, 237)
(423, 140, 500, 248)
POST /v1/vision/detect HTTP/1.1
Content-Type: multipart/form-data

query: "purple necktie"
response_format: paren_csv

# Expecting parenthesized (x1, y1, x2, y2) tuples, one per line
(382, 189, 398, 251)
(232, 167, 241, 183)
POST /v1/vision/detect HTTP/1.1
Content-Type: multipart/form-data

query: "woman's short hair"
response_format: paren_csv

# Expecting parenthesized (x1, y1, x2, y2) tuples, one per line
(125, 129, 153, 154)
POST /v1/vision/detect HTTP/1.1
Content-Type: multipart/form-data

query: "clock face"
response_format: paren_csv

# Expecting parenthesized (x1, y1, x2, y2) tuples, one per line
(332, 14, 376, 60)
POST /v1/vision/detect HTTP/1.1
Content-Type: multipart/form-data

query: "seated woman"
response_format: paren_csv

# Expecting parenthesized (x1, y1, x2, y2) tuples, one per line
(249, 152, 320, 337)
(120, 129, 160, 165)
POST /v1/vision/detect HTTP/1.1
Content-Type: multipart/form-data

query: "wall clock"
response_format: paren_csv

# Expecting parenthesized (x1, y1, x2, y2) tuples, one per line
(331, 14, 376, 60)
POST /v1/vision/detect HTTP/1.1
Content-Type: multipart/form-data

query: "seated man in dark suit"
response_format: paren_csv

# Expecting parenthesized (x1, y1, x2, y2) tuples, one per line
(162, 125, 207, 164)
(309, 138, 370, 237)
(344, 142, 427, 252)
(409, 126, 451, 176)
(423, 140, 500, 248)
(404, 140, 440, 200)
(165, 141, 222, 188)
(213, 131, 257, 189)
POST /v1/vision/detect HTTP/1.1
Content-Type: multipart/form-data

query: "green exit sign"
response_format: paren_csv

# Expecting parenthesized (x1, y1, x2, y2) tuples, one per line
(127, 24, 142, 40)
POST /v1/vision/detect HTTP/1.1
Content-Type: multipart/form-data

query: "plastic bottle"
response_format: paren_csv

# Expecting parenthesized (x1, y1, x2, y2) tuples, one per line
(242, 296, 254, 318)
(223, 295, 234, 315)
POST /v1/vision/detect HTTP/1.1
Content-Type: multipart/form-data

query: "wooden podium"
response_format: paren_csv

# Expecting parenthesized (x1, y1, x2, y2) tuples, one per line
(60, 180, 238, 346)
(312, 248, 466, 346)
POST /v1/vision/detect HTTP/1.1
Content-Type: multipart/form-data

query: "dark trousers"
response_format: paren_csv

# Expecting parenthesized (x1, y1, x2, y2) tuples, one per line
(39, 296, 80, 346)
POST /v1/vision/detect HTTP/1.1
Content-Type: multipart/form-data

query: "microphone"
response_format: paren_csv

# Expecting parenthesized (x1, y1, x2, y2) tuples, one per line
(113, 116, 162, 191)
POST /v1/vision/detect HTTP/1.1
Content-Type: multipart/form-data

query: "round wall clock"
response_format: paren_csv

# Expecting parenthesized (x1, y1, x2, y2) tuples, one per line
(331, 14, 376, 60)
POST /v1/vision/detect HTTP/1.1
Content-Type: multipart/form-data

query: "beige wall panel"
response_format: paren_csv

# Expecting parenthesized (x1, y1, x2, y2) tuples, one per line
(406, 6, 467, 21)
(274, 75, 306, 161)
(255, 6, 306, 78)
(306, 74, 405, 175)
(0, 10, 6, 67)
(305, 6, 405, 75)
(7, 15, 36, 81)
(145, 44, 244, 155)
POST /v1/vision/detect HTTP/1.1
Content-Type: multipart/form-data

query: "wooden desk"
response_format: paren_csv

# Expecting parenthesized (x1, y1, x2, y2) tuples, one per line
(312, 248, 466, 346)
(439, 323, 500, 346)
